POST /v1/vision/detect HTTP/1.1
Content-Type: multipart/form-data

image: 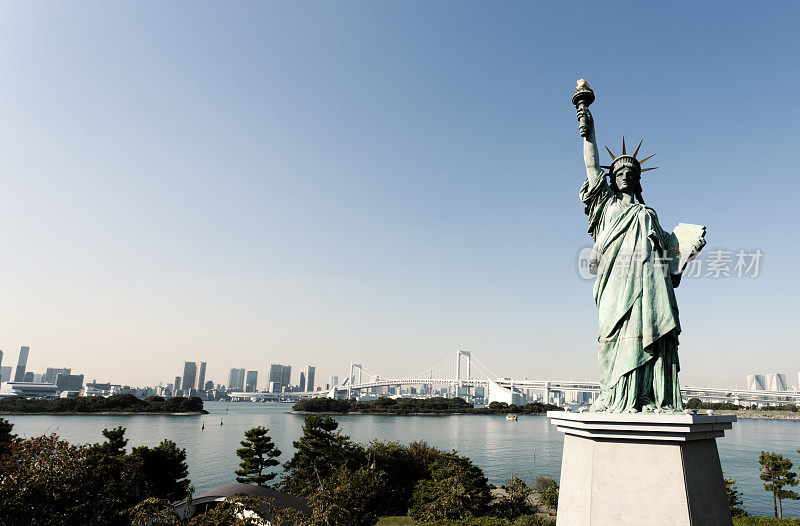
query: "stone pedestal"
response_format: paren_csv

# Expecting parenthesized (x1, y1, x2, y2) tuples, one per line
(547, 411, 736, 526)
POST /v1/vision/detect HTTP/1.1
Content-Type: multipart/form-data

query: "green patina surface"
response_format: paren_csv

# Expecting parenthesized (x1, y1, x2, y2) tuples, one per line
(574, 82, 705, 414)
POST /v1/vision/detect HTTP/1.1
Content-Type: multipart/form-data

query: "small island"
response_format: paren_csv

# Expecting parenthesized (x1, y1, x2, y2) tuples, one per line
(291, 396, 562, 415)
(0, 394, 208, 415)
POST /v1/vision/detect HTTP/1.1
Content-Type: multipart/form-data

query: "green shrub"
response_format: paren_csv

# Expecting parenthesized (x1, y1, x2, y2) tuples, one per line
(533, 477, 558, 511)
(494, 476, 536, 519)
(409, 453, 491, 522)
(732, 518, 800, 525)
(514, 515, 556, 526)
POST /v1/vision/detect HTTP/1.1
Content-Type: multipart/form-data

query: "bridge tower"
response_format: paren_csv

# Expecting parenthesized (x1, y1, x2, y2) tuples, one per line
(455, 350, 471, 399)
(348, 363, 363, 399)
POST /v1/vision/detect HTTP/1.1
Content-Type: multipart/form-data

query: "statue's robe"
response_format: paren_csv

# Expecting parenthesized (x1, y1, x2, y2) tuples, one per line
(580, 170, 683, 412)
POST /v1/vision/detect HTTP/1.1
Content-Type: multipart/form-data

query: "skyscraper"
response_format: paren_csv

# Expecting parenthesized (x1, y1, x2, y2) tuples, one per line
(303, 366, 315, 392)
(44, 368, 71, 384)
(329, 376, 339, 389)
(197, 362, 207, 392)
(228, 368, 245, 391)
(0, 349, 3, 372)
(14, 346, 30, 382)
(182, 362, 197, 392)
(174, 376, 182, 394)
(268, 364, 291, 393)
(245, 370, 258, 392)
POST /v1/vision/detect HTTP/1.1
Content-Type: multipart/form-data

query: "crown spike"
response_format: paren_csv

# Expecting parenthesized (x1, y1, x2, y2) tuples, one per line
(605, 146, 616, 160)
(632, 140, 643, 159)
(641, 167, 659, 172)
(622, 137, 626, 155)
(639, 153, 656, 164)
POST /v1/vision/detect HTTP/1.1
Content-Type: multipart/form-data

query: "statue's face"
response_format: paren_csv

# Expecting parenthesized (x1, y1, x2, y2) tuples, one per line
(614, 166, 638, 194)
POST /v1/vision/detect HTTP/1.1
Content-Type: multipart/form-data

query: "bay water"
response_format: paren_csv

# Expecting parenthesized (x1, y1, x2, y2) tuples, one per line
(5, 401, 799, 518)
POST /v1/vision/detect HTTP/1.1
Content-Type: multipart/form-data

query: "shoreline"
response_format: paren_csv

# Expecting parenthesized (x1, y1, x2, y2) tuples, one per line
(0, 411, 207, 416)
(288, 410, 550, 416)
(289, 409, 800, 420)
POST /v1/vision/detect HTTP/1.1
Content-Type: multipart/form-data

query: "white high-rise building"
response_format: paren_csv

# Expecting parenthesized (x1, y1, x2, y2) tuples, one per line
(766, 373, 787, 392)
(746, 374, 765, 391)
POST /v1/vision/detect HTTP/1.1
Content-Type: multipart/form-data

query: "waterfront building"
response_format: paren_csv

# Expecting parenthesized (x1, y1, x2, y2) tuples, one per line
(23, 372, 34, 382)
(766, 373, 788, 392)
(329, 375, 339, 388)
(0, 349, 3, 371)
(300, 366, 315, 392)
(174, 376, 182, 393)
(228, 368, 245, 391)
(14, 346, 30, 382)
(0, 366, 11, 382)
(268, 364, 292, 392)
(56, 374, 84, 393)
(4, 381, 58, 397)
(245, 370, 258, 392)
(746, 374, 766, 391)
(269, 381, 281, 393)
(44, 367, 71, 384)
(197, 362, 207, 392)
(204, 380, 214, 390)
(182, 362, 198, 392)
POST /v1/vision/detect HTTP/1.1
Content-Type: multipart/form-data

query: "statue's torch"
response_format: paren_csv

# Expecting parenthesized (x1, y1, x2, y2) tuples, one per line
(572, 79, 595, 138)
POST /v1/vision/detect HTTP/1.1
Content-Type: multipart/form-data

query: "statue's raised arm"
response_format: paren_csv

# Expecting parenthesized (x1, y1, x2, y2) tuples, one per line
(572, 80, 603, 184)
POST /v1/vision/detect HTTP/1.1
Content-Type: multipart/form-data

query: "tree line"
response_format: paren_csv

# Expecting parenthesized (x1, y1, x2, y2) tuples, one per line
(292, 396, 562, 415)
(0, 394, 207, 414)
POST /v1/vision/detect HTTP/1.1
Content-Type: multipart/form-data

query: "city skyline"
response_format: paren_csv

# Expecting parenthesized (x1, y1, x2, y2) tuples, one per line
(0, 3, 796, 388)
(4, 342, 800, 394)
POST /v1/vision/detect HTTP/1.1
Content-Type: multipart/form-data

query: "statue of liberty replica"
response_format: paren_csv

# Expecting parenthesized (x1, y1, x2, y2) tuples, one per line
(548, 81, 733, 526)
(573, 80, 706, 413)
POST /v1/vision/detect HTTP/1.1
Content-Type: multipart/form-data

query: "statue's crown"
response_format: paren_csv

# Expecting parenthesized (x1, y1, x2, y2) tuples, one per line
(600, 137, 658, 176)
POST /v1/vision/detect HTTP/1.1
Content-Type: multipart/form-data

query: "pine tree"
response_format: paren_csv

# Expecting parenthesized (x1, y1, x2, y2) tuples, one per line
(236, 426, 282, 487)
(723, 475, 748, 517)
(759, 451, 799, 518)
(282, 415, 363, 495)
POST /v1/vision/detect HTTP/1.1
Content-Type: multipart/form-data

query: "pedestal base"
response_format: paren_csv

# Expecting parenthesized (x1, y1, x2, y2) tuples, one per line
(547, 411, 736, 526)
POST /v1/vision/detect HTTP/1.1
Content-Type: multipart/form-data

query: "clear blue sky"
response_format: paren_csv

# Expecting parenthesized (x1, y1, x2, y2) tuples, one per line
(0, 2, 797, 389)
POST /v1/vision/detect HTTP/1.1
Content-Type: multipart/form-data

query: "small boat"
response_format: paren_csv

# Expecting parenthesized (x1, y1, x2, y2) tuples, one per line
(506, 414, 518, 421)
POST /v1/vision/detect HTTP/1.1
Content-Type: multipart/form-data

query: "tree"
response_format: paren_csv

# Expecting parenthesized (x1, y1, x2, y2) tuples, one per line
(533, 476, 559, 511)
(362, 440, 440, 516)
(685, 398, 702, 409)
(495, 475, 536, 519)
(90, 426, 128, 457)
(308, 466, 383, 526)
(131, 439, 192, 501)
(724, 476, 748, 517)
(759, 451, 799, 518)
(0, 417, 15, 458)
(282, 415, 364, 495)
(0, 417, 15, 443)
(0, 434, 112, 526)
(408, 452, 491, 521)
(235, 426, 282, 487)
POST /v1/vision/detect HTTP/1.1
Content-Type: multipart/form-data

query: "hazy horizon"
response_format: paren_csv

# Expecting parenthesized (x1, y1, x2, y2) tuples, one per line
(0, 2, 797, 390)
